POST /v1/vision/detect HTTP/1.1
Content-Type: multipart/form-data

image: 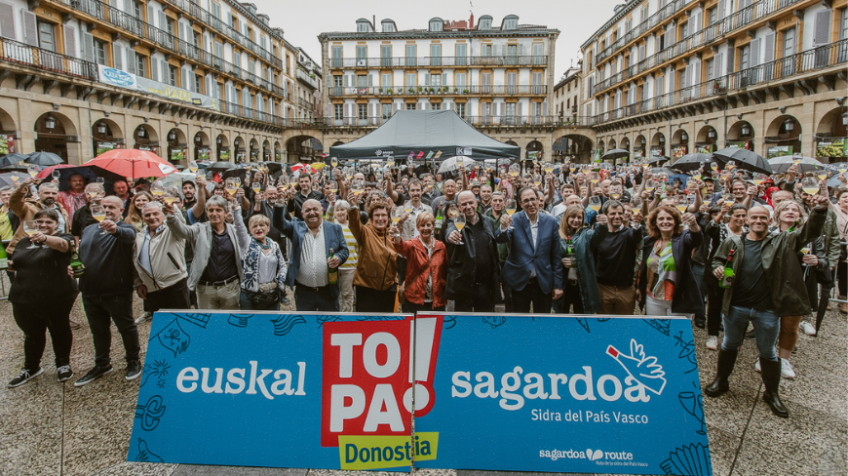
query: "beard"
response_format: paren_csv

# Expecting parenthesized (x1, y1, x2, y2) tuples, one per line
(42, 197, 56, 206)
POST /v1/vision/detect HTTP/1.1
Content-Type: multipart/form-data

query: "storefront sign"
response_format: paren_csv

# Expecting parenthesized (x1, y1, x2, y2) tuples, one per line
(0, 134, 15, 154)
(767, 145, 793, 158)
(98, 65, 220, 112)
(128, 313, 710, 475)
(169, 147, 185, 162)
(816, 138, 848, 158)
(96, 141, 117, 156)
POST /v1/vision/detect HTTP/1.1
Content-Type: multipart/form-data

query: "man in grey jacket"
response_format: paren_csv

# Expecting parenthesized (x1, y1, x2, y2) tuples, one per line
(166, 195, 249, 309)
(133, 202, 189, 312)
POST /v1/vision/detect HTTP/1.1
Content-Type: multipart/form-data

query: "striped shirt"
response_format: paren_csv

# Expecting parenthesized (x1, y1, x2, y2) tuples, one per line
(339, 224, 358, 270)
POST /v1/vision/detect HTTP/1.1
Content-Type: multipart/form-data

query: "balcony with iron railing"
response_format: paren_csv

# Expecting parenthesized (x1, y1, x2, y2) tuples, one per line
(593, 0, 803, 96)
(54, 0, 284, 96)
(594, 39, 848, 124)
(0, 35, 291, 128)
(595, 0, 690, 64)
(328, 84, 549, 97)
(301, 115, 595, 129)
(296, 68, 320, 89)
(157, 0, 281, 69)
(330, 55, 549, 69)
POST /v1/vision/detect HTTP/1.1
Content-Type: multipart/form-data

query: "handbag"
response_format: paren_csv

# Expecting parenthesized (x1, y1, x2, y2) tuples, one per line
(250, 288, 280, 307)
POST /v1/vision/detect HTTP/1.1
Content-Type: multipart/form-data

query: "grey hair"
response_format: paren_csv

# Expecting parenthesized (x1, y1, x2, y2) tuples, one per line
(38, 182, 59, 192)
(334, 199, 351, 211)
(206, 195, 228, 210)
(142, 201, 164, 212)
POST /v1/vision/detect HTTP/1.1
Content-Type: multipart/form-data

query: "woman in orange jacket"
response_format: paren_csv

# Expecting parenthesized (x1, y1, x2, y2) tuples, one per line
(393, 212, 447, 312)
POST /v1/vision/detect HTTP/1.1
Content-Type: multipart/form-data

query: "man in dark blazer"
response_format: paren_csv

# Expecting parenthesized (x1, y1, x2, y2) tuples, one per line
(274, 199, 348, 311)
(496, 187, 563, 313)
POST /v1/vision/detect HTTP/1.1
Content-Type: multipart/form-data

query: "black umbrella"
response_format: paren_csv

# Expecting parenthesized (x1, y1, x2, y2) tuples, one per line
(25, 151, 64, 167)
(646, 155, 671, 165)
(601, 148, 630, 161)
(713, 147, 773, 174)
(208, 161, 236, 171)
(0, 153, 27, 167)
(669, 153, 712, 172)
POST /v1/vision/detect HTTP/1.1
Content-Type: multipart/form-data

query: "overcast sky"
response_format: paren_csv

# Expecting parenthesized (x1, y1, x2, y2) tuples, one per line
(251, 0, 623, 79)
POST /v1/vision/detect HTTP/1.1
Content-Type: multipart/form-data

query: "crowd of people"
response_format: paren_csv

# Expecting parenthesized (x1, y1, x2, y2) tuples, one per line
(1, 157, 846, 420)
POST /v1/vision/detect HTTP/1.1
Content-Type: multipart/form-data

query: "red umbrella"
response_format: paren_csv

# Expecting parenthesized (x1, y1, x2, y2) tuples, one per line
(83, 149, 177, 179)
(290, 163, 315, 174)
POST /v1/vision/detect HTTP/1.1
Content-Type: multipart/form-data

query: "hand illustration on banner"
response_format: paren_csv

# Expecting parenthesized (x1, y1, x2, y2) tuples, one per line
(140, 359, 171, 389)
(606, 339, 667, 396)
(135, 438, 164, 463)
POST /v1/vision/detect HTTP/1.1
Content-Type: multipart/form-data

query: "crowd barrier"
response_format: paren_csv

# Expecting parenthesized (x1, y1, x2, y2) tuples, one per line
(128, 311, 712, 475)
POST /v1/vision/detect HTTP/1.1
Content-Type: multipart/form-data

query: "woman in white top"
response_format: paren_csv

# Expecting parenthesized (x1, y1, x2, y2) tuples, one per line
(333, 200, 358, 312)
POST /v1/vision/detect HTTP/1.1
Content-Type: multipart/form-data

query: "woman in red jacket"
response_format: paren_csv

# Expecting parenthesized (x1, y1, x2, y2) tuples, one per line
(392, 212, 447, 312)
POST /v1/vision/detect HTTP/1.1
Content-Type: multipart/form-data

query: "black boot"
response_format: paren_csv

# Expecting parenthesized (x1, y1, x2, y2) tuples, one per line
(704, 349, 738, 397)
(760, 358, 789, 418)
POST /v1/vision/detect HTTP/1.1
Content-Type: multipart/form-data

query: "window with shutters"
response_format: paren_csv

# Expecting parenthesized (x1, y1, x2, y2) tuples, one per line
(331, 46, 342, 68)
(455, 72, 466, 88)
(356, 45, 367, 60)
(380, 45, 392, 67)
(381, 103, 391, 118)
(532, 43, 544, 65)
(135, 53, 147, 77)
(405, 72, 416, 89)
(406, 103, 416, 110)
(405, 44, 417, 67)
(37, 21, 56, 52)
(504, 103, 516, 123)
(454, 102, 465, 118)
(813, 10, 832, 67)
(480, 72, 492, 93)
(94, 39, 107, 66)
(0, 2, 16, 41)
(455, 43, 467, 65)
(167, 65, 176, 86)
(333, 104, 343, 120)
(782, 28, 795, 76)
(506, 72, 517, 95)
(431, 74, 441, 87)
(531, 72, 543, 94)
(195, 73, 203, 93)
(430, 43, 441, 66)
(506, 44, 518, 65)
(839, 8, 848, 61)
(357, 104, 367, 120)
(705, 58, 715, 81)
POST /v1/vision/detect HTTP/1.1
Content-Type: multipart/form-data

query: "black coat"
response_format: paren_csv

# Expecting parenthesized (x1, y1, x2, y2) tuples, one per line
(444, 214, 500, 300)
(637, 229, 704, 315)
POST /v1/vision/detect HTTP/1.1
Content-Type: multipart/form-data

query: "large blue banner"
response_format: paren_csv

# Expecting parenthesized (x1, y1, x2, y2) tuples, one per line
(415, 313, 711, 475)
(128, 312, 710, 475)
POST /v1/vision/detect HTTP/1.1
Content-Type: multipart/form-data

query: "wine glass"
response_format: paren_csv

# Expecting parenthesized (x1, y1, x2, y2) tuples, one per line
(455, 156, 464, 169)
(505, 199, 517, 216)
(391, 207, 404, 238)
(725, 160, 736, 172)
(752, 173, 767, 186)
(90, 204, 108, 235)
(588, 196, 602, 212)
(453, 212, 466, 245)
(23, 220, 40, 249)
(446, 204, 459, 221)
(150, 182, 166, 199)
(331, 156, 339, 168)
(676, 195, 689, 214)
(251, 181, 262, 194)
(51, 169, 61, 183)
(188, 160, 199, 173)
(533, 174, 543, 189)
(351, 178, 365, 202)
(800, 176, 820, 196)
(224, 178, 239, 197)
(710, 161, 719, 172)
(27, 164, 39, 180)
(328, 180, 339, 197)
(644, 178, 656, 193)
(543, 162, 554, 174)
(386, 156, 395, 168)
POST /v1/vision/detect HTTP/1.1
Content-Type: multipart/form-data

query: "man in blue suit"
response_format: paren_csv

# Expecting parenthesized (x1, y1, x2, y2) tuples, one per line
(496, 187, 563, 313)
(274, 199, 348, 311)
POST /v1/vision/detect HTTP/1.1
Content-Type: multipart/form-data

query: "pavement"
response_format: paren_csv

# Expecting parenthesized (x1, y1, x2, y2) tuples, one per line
(0, 277, 846, 476)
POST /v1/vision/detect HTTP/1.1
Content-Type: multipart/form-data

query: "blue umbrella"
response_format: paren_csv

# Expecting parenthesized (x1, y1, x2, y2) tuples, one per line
(25, 151, 64, 167)
(0, 153, 27, 167)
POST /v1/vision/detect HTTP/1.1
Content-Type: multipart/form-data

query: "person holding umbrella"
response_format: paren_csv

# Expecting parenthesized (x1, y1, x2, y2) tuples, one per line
(57, 173, 88, 219)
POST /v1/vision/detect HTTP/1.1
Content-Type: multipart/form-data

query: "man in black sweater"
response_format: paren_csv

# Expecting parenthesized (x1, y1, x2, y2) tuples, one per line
(75, 195, 141, 386)
(591, 200, 643, 315)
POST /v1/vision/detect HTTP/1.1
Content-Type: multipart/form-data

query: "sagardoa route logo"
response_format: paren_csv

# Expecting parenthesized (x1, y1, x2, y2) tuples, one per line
(321, 315, 442, 469)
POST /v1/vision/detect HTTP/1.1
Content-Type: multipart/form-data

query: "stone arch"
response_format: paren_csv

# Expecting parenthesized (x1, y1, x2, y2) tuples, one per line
(286, 135, 323, 163)
(765, 115, 801, 158)
(525, 139, 544, 160)
(0, 104, 16, 133)
(726, 121, 755, 151)
(34, 112, 78, 163)
(814, 107, 848, 161)
(91, 118, 124, 157)
(552, 134, 594, 163)
(262, 139, 271, 161)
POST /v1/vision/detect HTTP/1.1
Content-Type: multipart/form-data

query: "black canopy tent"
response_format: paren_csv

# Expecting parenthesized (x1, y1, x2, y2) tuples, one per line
(329, 110, 520, 161)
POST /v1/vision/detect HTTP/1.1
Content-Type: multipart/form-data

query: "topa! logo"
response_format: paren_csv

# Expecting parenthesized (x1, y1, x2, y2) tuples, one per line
(321, 316, 442, 447)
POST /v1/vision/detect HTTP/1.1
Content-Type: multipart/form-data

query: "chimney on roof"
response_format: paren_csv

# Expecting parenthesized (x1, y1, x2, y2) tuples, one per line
(469, 12, 474, 29)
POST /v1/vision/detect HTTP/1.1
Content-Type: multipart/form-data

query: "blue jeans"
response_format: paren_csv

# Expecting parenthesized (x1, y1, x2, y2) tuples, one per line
(721, 305, 779, 361)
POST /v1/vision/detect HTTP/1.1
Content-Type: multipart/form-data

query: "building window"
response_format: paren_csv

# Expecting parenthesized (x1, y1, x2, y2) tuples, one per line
(380, 45, 392, 67)
(405, 44, 417, 67)
(406, 103, 417, 110)
(356, 45, 367, 60)
(169, 65, 177, 86)
(135, 53, 147, 77)
(195, 74, 203, 93)
(334, 104, 343, 120)
(94, 39, 107, 66)
(431, 102, 441, 110)
(37, 21, 56, 52)
(455, 102, 465, 118)
(331, 45, 343, 68)
(455, 43, 467, 65)
(455, 72, 466, 88)
(430, 43, 441, 66)
(358, 103, 367, 120)
(429, 19, 443, 32)
(405, 72, 417, 89)
(381, 103, 392, 118)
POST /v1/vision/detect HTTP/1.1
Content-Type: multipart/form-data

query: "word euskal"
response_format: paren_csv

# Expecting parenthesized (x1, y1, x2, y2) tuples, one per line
(176, 361, 306, 400)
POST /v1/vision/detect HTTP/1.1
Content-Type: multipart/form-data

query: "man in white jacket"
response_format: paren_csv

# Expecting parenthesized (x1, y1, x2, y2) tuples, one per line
(133, 202, 190, 312)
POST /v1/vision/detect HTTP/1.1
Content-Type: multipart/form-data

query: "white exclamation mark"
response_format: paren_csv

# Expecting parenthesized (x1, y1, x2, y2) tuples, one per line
(404, 316, 438, 413)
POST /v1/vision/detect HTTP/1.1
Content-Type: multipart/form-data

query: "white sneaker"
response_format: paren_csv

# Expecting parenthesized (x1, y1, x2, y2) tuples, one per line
(781, 358, 797, 379)
(705, 336, 718, 350)
(799, 321, 816, 336)
(754, 359, 761, 373)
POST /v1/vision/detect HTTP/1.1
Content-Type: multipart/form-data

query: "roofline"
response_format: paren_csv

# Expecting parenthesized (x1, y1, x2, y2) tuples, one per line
(319, 28, 560, 42)
(580, 0, 640, 50)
